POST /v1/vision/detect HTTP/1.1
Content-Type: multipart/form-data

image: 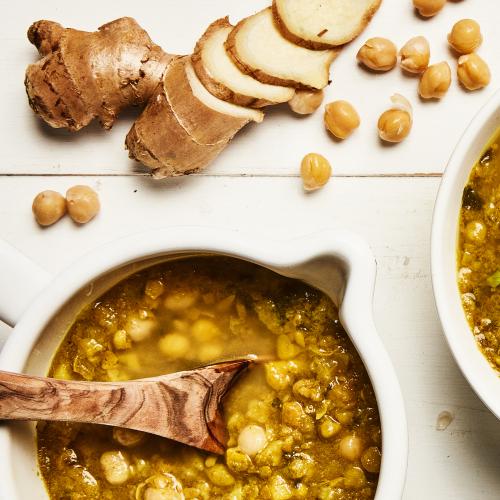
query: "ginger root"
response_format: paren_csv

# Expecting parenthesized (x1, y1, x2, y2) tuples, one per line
(25, 17, 173, 131)
(126, 57, 262, 178)
(24, 6, 382, 177)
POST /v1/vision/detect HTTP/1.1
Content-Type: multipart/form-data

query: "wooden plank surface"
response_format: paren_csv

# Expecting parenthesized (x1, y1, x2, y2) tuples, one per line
(1, 175, 500, 499)
(1, 0, 499, 498)
(0, 0, 498, 176)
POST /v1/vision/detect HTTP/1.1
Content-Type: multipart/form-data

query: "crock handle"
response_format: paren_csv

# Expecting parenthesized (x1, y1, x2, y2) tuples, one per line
(0, 239, 52, 327)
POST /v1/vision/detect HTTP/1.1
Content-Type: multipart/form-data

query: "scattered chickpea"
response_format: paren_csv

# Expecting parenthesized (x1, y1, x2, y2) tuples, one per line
(300, 153, 332, 191)
(448, 19, 483, 55)
(356, 37, 398, 71)
(399, 36, 430, 74)
(324, 101, 360, 140)
(457, 53, 491, 91)
(419, 62, 452, 99)
(377, 94, 413, 143)
(288, 89, 324, 115)
(32, 190, 66, 227)
(413, 0, 446, 17)
(66, 185, 100, 224)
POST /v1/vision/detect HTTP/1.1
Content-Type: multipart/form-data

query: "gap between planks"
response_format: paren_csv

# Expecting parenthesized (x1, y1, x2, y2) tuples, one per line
(0, 173, 443, 179)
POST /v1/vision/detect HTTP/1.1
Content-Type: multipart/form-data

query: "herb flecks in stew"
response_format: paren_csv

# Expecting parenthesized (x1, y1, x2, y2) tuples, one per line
(38, 257, 381, 500)
(458, 130, 500, 369)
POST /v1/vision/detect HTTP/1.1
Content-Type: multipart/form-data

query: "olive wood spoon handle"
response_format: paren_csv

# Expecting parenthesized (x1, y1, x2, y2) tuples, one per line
(0, 359, 252, 454)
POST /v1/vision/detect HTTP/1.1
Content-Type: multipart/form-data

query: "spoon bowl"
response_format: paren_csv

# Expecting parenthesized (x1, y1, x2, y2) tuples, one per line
(0, 359, 252, 455)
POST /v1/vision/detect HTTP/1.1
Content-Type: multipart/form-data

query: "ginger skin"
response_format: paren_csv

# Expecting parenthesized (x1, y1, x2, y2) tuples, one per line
(25, 17, 173, 131)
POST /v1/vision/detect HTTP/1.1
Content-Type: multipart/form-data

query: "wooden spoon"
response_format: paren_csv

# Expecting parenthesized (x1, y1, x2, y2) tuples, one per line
(0, 359, 252, 454)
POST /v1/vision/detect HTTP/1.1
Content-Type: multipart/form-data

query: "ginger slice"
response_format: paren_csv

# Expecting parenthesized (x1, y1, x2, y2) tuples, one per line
(126, 57, 261, 178)
(192, 18, 294, 108)
(185, 61, 264, 127)
(273, 0, 382, 49)
(226, 8, 337, 90)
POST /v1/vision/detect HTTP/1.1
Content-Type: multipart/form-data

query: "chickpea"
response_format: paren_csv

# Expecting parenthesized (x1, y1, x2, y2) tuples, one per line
(378, 109, 412, 143)
(324, 101, 360, 140)
(399, 36, 430, 73)
(144, 489, 177, 500)
(282, 401, 314, 434)
(113, 329, 131, 350)
(32, 190, 66, 226)
(361, 446, 382, 473)
(191, 318, 220, 342)
(318, 416, 342, 439)
(378, 94, 413, 143)
(238, 425, 267, 456)
(419, 62, 452, 99)
(288, 455, 313, 479)
(356, 38, 398, 71)
(457, 53, 491, 91)
(158, 332, 190, 359)
(100, 450, 130, 485)
(226, 447, 252, 473)
(125, 316, 157, 342)
(112, 428, 146, 447)
(448, 19, 483, 54)
(339, 434, 363, 461)
(205, 464, 235, 487)
(277, 334, 301, 360)
(288, 89, 324, 115)
(269, 474, 293, 500)
(413, 0, 446, 17)
(164, 290, 198, 311)
(145, 280, 165, 300)
(197, 342, 223, 362)
(465, 220, 487, 243)
(66, 185, 100, 224)
(142, 473, 184, 500)
(343, 466, 367, 490)
(265, 361, 293, 391)
(255, 441, 284, 467)
(293, 379, 323, 401)
(300, 153, 332, 191)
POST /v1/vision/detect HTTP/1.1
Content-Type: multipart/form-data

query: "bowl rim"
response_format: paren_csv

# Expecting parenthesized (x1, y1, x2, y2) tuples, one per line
(0, 227, 408, 500)
(431, 88, 500, 418)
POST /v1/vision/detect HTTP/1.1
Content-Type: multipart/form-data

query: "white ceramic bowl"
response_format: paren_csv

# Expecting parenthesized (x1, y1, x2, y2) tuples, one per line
(0, 228, 407, 499)
(432, 89, 500, 417)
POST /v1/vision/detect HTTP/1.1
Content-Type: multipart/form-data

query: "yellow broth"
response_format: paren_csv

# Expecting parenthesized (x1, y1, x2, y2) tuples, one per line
(38, 257, 381, 500)
(458, 130, 500, 369)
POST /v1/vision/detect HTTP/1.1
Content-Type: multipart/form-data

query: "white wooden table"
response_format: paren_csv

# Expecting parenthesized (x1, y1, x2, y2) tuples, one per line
(1, 0, 499, 498)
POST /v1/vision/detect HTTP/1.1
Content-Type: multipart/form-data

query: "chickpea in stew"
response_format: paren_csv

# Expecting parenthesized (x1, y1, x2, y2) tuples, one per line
(458, 130, 500, 369)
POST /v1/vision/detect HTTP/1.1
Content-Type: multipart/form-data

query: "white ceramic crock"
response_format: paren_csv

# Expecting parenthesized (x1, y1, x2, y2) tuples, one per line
(432, 89, 500, 417)
(0, 228, 407, 499)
